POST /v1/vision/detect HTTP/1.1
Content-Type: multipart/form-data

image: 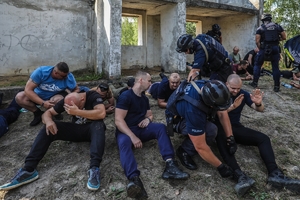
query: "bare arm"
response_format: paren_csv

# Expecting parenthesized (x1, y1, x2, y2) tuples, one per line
(217, 110, 233, 137)
(65, 102, 106, 120)
(115, 108, 143, 149)
(105, 97, 115, 114)
(255, 34, 261, 49)
(42, 108, 59, 135)
(24, 79, 45, 106)
(248, 54, 253, 65)
(189, 134, 222, 167)
(280, 31, 287, 41)
(157, 98, 167, 108)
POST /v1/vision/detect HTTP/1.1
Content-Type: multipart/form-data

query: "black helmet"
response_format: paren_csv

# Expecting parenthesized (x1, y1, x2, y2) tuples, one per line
(176, 34, 194, 53)
(261, 13, 272, 21)
(201, 80, 232, 111)
(212, 24, 221, 32)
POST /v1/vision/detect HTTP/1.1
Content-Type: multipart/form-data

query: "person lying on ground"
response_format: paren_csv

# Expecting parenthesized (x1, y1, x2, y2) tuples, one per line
(148, 72, 181, 108)
(0, 93, 22, 138)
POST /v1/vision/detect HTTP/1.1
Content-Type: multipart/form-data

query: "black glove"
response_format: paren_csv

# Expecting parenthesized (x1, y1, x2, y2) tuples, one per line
(217, 163, 233, 178)
(227, 135, 237, 155)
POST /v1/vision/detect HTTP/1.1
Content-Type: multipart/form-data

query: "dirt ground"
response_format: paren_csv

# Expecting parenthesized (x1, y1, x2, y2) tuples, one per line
(0, 69, 300, 200)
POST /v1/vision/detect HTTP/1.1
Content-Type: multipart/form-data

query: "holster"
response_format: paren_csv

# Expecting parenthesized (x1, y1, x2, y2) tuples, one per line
(166, 115, 174, 136)
(264, 44, 273, 61)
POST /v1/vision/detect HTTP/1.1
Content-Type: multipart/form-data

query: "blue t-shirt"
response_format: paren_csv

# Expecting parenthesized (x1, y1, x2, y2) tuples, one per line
(31, 66, 77, 100)
(228, 89, 253, 125)
(176, 80, 208, 136)
(116, 89, 150, 128)
(157, 77, 175, 102)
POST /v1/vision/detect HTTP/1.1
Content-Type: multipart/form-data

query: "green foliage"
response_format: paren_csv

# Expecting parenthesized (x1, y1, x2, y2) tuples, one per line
(264, 0, 300, 39)
(250, 191, 270, 200)
(186, 22, 196, 37)
(121, 17, 138, 45)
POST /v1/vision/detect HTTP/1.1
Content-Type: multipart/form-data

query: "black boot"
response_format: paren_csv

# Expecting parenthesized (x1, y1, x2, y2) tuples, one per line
(249, 81, 258, 88)
(176, 146, 197, 170)
(162, 159, 190, 180)
(274, 86, 280, 92)
(29, 109, 44, 126)
(126, 176, 148, 199)
(268, 169, 300, 194)
(233, 169, 255, 197)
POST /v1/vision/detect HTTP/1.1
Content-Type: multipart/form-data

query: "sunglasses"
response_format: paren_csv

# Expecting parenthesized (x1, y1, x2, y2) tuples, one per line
(98, 85, 108, 92)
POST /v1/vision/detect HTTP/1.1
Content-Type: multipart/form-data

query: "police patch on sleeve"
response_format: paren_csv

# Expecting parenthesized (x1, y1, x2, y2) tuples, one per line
(96, 98, 103, 103)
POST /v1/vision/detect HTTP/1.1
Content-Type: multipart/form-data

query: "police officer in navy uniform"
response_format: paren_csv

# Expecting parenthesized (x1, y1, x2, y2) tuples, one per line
(206, 24, 222, 44)
(249, 14, 286, 92)
(176, 34, 232, 83)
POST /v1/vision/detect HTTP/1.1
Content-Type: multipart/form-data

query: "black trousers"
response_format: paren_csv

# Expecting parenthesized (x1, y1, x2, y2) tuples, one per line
(215, 122, 278, 174)
(25, 121, 106, 169)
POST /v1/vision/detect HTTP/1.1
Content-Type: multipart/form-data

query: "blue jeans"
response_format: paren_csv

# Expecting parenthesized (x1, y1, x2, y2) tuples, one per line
(253, 46, 281, 86)
(116, 123, 174, 180)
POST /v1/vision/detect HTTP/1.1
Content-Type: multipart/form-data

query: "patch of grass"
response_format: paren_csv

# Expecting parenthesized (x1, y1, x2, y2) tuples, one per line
(250, 191, 270, 200)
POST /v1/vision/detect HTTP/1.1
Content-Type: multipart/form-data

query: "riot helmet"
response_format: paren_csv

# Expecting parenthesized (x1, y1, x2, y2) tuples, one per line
(212, 24, 221, 32)
(261, 13, 272, 22)
(201, 80, 232, 111)
(176, 34, 194, 53)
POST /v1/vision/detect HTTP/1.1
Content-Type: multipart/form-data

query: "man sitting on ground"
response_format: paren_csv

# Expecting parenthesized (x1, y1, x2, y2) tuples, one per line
(115, 71, 189, 199)
(214, 74, 300, 196)
(0, 91, 106, 191)
(15, 62, 78, 126)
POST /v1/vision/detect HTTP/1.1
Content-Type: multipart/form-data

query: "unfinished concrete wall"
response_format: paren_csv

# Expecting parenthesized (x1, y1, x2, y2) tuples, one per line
(0, 0, 93, 76)
(96, 0, 122, 78)
(220, 15, 257, 58)
(146, 15, 161, 69)
(202, 0, 257, 9)
(161, 2, 186, 73)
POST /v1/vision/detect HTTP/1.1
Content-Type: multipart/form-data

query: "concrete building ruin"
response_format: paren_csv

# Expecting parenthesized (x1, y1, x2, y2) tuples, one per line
(0, 0, 261, 77)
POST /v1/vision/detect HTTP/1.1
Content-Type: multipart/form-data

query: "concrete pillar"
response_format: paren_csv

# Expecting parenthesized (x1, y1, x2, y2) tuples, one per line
(146, 15, 161, 69)
(95, 0, 122, 78)
(160, 2, 186, 73)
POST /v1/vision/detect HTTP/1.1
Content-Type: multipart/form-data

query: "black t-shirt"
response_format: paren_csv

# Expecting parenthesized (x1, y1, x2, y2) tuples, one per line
(54, 91, 103, 123)
(244, 50, 256, 65)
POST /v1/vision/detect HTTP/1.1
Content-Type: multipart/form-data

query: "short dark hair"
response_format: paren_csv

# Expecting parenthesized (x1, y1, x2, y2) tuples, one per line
(55, 62, 69, 73)
(127, 78, 135, 88)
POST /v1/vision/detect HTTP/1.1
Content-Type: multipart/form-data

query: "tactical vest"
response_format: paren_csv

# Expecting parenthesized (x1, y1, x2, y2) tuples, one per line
(262, 22, 280, 45)
(194, 35, 230, 74)
(166, 79, 215, 117)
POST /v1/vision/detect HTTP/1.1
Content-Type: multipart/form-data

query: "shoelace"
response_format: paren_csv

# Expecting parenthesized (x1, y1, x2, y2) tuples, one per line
(11, 169, 25, 181)
(90, 168, 100, 181)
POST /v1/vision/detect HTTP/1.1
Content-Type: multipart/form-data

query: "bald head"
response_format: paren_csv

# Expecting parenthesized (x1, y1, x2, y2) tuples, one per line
(64, 92, 81, 106)
(169, 73, 181, 90)
(227, 74, 242, 85)
(169, 73, 180, 81)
